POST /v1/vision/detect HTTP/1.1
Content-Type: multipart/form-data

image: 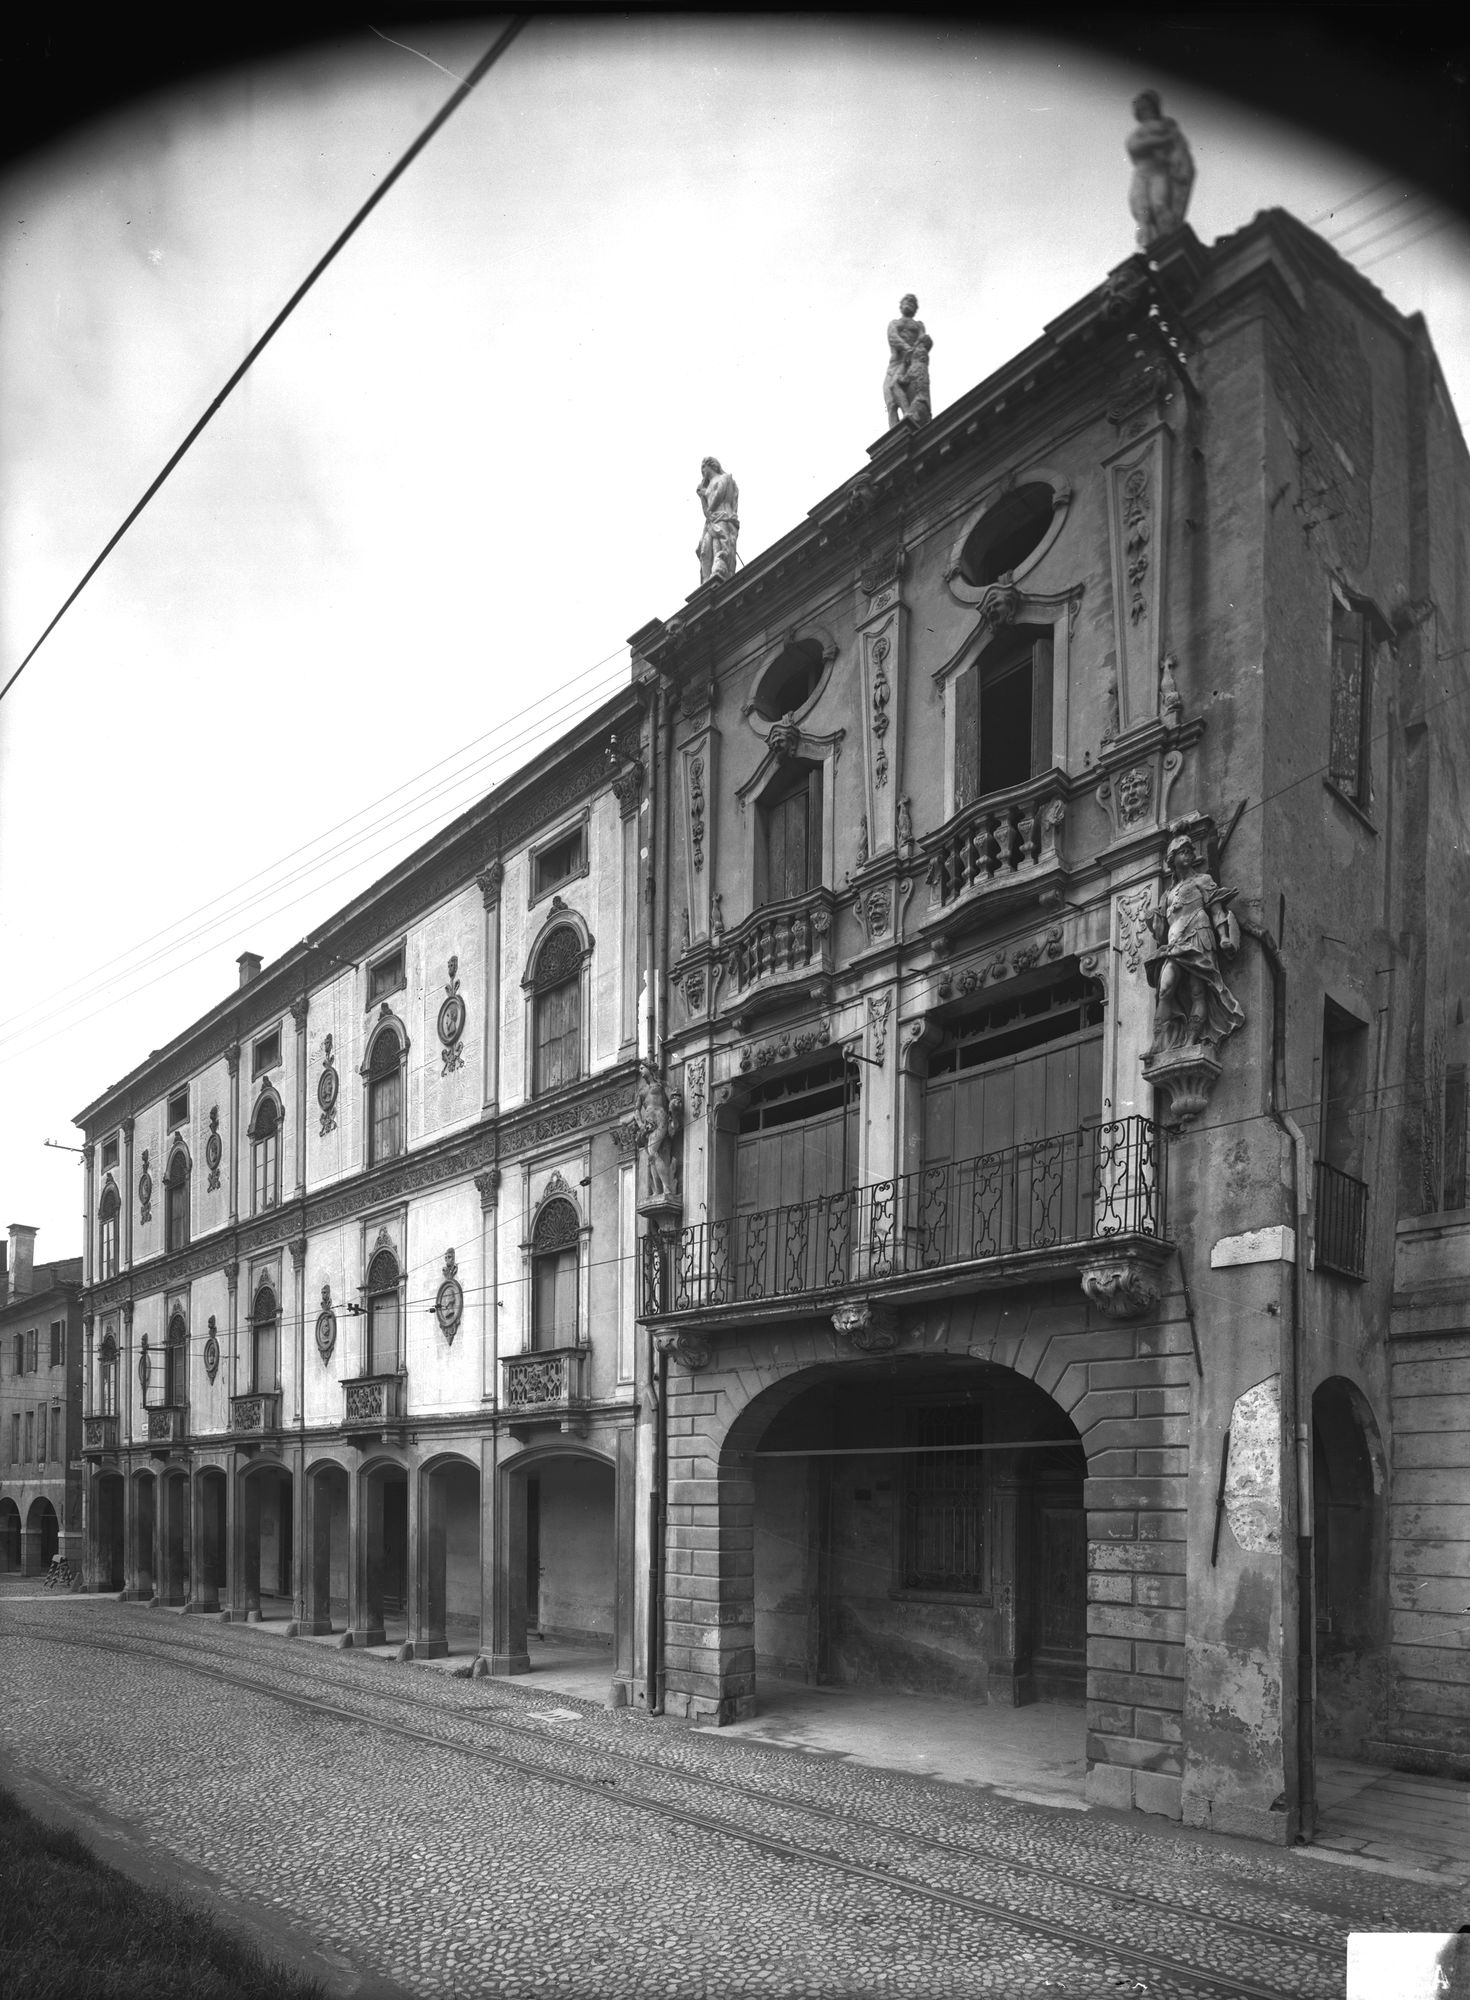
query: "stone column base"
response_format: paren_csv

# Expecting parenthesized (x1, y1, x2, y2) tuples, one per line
(489, 1650, 530, 1675)
(349, 1626, 386, 1649)
(413, 1638, 449, 1660)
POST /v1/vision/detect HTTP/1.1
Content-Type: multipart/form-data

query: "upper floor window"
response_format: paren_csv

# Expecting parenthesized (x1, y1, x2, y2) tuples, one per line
(164, 1148, 190, 1252)
(23, 1413, 33, 1463)
(11, 1332, 21, 1377)
(253, 1028, 281, 1077)
(167, 1086, 189, 1129)
(165, 1312, 187, 1406)
(756, 762, 822, 907)
(49, 1321, 63, 1369)
(531, 1199, 580, 1351)
(366, 1027, 405, 1164)
(99, 1335, 118, 1417)
(250, 1092, 281, 1213)
(1328, 594, 1375, 810)
(251, 1284, 278, 1393)
(101, 1134, 119, 1172)
(1320, 1000, 1369, 1180)
(954, 629, 1054, 809)
(25, 1329, 38, 1373)
(365, 1248, 401, 1375)
(368, 946, 405, 1006)
(533, 827, 586, 901)
(532, 927, 583, 1095)
(99, 1182, 120, 1279)
(752, 637, 827, 722)
(9, 1414, 17, 1463)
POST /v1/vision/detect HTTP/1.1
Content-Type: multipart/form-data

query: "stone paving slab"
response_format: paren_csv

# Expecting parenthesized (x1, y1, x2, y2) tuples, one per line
(0, 1597, 1462, 1999)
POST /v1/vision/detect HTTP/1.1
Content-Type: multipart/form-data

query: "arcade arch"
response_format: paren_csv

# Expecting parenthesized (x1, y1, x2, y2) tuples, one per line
(1312, 1375, 1389, 1754)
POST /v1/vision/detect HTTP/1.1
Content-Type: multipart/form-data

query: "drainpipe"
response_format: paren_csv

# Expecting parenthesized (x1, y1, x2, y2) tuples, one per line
(1239, 907, 1315, 1842)
(638, 666, 673, 1713)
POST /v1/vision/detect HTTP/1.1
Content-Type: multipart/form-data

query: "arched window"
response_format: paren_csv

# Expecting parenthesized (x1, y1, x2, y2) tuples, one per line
(99, 1181, 120, 1279)
(756, 760, 822, 906)
(164, 1148, 190, 1252)
(365, 1248, 401, 1375)
(251, 1284, 278, 1393)
(530, 1198, 580, 1351)
(99, 1334, 118, 1417)
(251, 1093, 280, 1214)
(165, 1312, 187, 1406)
(532, 928, 582, 1096)
(367, 1028, 405, 1165)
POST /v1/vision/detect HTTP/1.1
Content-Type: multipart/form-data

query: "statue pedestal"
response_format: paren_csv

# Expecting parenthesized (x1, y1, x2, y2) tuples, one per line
(1141, 1041, 1222, 1128)
(639, 1197, 684, 1320)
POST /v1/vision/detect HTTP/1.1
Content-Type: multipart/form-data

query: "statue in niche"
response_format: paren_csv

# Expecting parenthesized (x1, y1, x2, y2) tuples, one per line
(1145, 833, 1243, 1054)
(884, 295, 932, 428)
(1126, 92, 1195, 249)
(635, 1062, 683, 1203)
(696, 458, 739, 584)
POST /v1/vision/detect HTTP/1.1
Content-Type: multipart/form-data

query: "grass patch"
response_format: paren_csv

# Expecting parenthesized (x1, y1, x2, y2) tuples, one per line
(0, 1785, 325, 1999)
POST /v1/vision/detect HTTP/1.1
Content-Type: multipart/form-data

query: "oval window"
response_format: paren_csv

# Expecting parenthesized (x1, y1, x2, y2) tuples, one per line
(958, 482, 1055, 588)
(752, 637, 826, 723)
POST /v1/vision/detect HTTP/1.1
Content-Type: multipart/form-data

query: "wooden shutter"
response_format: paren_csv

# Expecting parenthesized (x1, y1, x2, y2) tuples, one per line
(954, 664, 979, 809)
(1030, 634, 1054, 775)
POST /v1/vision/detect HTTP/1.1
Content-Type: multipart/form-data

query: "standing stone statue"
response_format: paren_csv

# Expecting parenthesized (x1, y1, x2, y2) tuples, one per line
(696, 457, 739, 585)
(1127, 91, 1195, 249)
(635, 1061, 683, 1203)
(884, 295, 932, 428)
(1144, 833, 1243, 1053)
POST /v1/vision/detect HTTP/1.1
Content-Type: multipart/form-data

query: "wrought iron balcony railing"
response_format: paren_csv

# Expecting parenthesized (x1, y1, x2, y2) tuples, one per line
(921, 772, 1067, 913)
(503, 1348, 587, 1414)
(230, 1390, 282, 1433)
(342, 1374, 404, 1427)
(82, 1414, 118, 1454)
(1315, 1160, 1369, 1280)
(146, 1404, 187, 1444)
(642, 1116, 1163, 1318)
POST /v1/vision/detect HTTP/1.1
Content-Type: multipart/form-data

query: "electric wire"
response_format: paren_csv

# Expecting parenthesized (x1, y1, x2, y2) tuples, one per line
(0, 21, 528, 712)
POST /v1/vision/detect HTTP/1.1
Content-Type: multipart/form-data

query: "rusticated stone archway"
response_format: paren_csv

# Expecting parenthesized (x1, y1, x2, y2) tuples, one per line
(659, 1287, 1194, 1818)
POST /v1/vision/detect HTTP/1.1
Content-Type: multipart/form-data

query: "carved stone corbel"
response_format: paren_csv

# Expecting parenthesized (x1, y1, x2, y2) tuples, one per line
(1081, 1257, 1162, 1320)
(654, 1329, 711, 1372)
(832, 1300, 902, 1352)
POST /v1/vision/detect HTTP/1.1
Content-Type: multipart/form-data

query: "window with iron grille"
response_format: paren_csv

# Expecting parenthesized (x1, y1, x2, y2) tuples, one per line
(902, 1403, 987, 1594)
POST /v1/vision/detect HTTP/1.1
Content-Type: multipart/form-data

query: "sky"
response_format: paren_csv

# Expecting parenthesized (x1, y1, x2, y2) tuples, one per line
(2, 14, 1468, 1261)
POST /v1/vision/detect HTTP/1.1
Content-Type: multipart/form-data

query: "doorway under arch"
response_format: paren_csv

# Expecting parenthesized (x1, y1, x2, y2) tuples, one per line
(743, 1358, 1087, 1710)
(1312, 1375, 1389, 1754)
(238, 1461, 293, 1619)
(304, 1461, 350, 1636)
(351, 1460, 408, 1648)
(130, 1470, 156, 1599)
(417, 1456, 481, 1659)
(497, 1448, 616, 1680)
(26, 1496, 60, 1575)
(156, 1470, 189, 1605)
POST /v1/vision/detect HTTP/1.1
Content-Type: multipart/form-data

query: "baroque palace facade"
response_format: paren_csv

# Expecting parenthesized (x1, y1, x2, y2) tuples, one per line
(78, 205, 1470, 1842)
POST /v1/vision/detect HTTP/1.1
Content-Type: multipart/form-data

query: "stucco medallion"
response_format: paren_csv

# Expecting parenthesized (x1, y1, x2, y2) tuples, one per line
(434, 1250, 464, 1343)
(138, 1151, 153, 1225)
(318, 1035, 339, 1136)
(438, 958, 466, 1074)
(205, 1109, 222, 1191)
(203, 1317, 220, 1383)
(315, 1284, 337, 1363)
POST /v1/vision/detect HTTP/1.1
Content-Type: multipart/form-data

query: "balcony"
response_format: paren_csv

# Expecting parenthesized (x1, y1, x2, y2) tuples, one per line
(642, 1116, 1165, 1324)
(146, 1404, 188, 1447)
(1315, 1160, 1369, 1280)
(918, 772, 1067, 935)
(230, 1390, 282, 1434)
(502, 1349, 588, 1434)
(82, 1414, 118, 1456)
(720, 887, 838, 1019)
(342, 1374, 404, 1430)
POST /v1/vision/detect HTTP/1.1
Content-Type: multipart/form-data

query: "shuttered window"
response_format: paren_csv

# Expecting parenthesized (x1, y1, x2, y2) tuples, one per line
(756, 764, 822, 906)
(252, 1287, 278, 1392)
(1329, 596, 1372, 805)
(532, 927, 583, 1096)
(367, 1030, 405, 1164)
(953, 631, 1054, 810)
(366, 1250, 400, 1375)
(252, 1097, 280, 1212)
(531, 1199, 580, 1351)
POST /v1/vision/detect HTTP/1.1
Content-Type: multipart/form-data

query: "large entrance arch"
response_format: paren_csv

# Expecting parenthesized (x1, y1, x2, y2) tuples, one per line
(0, 1498, 20, 1573)
(25, 1496, 60, 1575)
(304, 1460, 349, 1636)
(192, 1467, 226, 1612)
(129, 1470, 156, 1599)
(235, 1461, 293, 1620)
(351, 1459, 408, 1648)
(156, 1470, 189, 1605)
(1312, 1376, 1389, 1754)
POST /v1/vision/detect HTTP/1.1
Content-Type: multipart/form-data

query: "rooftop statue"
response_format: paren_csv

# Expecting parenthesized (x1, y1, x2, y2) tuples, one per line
(1126, 91, 1195, 249)
(696, 457, 739, 585)
(884, 295, 932, 428)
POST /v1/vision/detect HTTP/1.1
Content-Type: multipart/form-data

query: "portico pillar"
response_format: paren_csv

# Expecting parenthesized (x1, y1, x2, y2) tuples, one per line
(240, 1474, 262, 1619)
(305, 1471, 333, 1634)
(416, 1468, 449, 1660)
(351, 1473, 387, 1648)
(490, 1444, 530, 1675)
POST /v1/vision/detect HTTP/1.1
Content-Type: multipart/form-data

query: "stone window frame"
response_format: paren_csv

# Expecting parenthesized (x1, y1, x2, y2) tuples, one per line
(1325, 580, 1390, 827)
(520, 1166, 591, 1356)
(166, 1084, 190, 1131)
(943, 467, 1072, 605)
(931, 586, 1076, 821)
(522, 906, 594, 1101)
(527, 808, 592, 911)
(366, 938, 408, 1010)
(741, 624, 839, 737)
(357, 1209, 408, 1380)
(247, 1257, 283, 1395)
(248, 1080, 285, 1216)
(98, 1174, 121, 1280)
(252, 1024, 283, 1079)
(163, 1138, 192, 1253)
(360, 1007, 411, 1168)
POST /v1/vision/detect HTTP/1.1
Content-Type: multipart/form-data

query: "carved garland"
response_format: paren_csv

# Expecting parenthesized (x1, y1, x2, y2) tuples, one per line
(318, 1035, 339, 1136)
(138, 1151, 153, 1226)
(740, 1018, 832, 1072)
(689, 756, 706, 872)
(205, 1108, 222, 1191)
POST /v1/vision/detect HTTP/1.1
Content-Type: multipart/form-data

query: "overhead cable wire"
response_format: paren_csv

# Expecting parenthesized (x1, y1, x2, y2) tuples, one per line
(0, 15, 531, 709)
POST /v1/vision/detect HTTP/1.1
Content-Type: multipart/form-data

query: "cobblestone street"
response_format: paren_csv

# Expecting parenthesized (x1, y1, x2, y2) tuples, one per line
(0, 1595, 1459, 1999)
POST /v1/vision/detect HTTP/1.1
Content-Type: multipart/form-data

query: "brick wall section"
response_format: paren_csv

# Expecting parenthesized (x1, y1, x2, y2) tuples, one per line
(1387, 1335, 1470, 1770)
(659, 1299, 1194, 1813)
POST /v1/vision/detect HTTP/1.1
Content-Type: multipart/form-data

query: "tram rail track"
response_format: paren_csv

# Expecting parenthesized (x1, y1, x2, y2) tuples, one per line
(6, 1616, 1350, 2000)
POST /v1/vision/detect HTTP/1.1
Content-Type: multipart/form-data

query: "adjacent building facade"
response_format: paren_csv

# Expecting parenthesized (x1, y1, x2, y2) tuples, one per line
(76, 206, 1470, 1842)
(1, 1226, 83, 1574)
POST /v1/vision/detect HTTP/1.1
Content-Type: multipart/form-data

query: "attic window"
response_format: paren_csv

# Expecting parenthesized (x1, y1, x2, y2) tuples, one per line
(368, 947, 406, 1005)
(167, 1088, 189, 1129)
(253, 1029, 281, 1077)
(101, 1136, 119, 1172)
(533, 827, 586, 900)
(958, 483, 1055, 588)
(752, 638, 826, 723)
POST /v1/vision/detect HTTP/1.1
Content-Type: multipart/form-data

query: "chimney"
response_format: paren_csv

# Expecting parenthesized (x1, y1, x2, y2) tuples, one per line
(237, 952, 263, 989)
(7, 1224, 37, 1302)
